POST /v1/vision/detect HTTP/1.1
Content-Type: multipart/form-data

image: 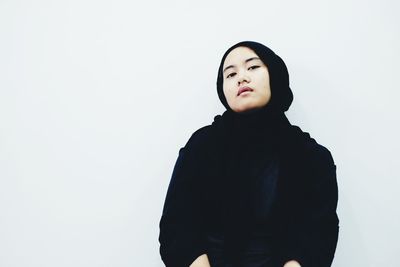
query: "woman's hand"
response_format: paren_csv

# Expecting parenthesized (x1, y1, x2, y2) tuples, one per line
(283, 260, 301, 267)
(189, 254, 211, 267)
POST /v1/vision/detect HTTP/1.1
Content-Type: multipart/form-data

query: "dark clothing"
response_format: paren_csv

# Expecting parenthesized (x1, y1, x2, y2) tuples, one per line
(158, 114, 339, 267)
(158, 40, 339, 267)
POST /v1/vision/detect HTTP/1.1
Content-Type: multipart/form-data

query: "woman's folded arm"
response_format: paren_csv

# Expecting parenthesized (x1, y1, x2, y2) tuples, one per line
(279, 146, 339, 267)
(159, 130, 210, 267)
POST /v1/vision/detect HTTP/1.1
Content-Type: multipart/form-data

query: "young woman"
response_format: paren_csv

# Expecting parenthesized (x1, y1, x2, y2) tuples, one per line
(158, 41, 339, 267)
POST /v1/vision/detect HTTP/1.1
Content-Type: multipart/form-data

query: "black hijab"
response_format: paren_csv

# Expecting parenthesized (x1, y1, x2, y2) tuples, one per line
(212, 41, 298, 156)
(216, 41, 293, 114)
(211, 40, 300, 167)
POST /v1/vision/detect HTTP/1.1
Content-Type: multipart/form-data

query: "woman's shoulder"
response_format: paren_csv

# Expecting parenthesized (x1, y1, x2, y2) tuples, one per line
(288, 125, 336, 171)
(183, 125, 214, 151)
(305, 135, 336, 172)
(183, 114, 224, 150)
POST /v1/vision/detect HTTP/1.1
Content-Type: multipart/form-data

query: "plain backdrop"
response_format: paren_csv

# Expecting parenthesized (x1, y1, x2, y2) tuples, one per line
(0, 0, 399, 266)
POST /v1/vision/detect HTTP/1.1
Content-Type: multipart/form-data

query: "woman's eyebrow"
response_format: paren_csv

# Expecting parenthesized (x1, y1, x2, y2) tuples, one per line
(223, 57, 261, 73)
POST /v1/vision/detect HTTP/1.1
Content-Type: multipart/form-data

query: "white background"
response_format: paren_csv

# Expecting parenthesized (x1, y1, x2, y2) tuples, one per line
(0, 0, 399, 266)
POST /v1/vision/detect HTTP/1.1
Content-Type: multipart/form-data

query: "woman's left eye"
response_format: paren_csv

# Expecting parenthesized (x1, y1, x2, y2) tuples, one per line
(248, 65, 260, 70)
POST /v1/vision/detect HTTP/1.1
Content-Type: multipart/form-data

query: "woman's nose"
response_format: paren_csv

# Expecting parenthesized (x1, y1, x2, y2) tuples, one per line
(237, 71, 250, 85)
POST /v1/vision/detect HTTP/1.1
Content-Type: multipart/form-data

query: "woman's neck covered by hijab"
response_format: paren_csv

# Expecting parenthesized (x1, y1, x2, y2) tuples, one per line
(222, 103, 291, 147)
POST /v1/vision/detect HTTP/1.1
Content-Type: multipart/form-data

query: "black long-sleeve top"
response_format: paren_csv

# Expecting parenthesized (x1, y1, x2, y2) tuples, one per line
(158, 122, 339, 267)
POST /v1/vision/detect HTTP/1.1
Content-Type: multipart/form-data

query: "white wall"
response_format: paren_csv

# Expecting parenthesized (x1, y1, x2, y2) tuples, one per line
(0, 0, 399, 266)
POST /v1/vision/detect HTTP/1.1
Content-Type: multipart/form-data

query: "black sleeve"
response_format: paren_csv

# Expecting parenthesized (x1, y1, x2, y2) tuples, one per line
(158, 133, 208, 267)
(280, 146, 339, 267)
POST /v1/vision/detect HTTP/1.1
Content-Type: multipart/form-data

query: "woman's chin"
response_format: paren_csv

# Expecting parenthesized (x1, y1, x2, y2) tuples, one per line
(233, 103, 262, 113)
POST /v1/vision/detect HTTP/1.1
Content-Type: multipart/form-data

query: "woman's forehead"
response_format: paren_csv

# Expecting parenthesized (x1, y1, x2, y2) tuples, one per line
(223, 46, 265, 71)
(224, 47, 257, 64)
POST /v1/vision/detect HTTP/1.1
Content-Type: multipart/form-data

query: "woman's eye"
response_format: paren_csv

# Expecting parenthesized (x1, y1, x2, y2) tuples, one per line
(226, 73, 236, 79)
(249, 65, 260, 70)
(226, 66, 258, 79)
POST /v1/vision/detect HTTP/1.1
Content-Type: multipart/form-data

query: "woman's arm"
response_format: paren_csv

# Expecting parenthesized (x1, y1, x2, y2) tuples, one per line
(159, 129, 210, 267)
(279, 145, 339, 267)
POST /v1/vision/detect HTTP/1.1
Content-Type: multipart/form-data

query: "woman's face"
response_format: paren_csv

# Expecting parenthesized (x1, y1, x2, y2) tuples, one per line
(222, 46, 271, 113)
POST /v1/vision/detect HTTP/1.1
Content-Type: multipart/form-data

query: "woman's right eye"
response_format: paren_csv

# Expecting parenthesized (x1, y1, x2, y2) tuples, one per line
(226, 73, 236, 78)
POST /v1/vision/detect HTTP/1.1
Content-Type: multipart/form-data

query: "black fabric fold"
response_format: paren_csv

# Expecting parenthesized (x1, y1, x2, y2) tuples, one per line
(209, 105, 300, 265)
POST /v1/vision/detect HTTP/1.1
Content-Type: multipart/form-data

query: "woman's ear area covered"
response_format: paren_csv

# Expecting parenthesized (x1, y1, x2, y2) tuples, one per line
(216, 40, 293, 113)
(220, 46, 272, 113)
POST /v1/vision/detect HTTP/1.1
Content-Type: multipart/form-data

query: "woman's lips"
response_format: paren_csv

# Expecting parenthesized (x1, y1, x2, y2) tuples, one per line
(238, 86, 253, 96)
